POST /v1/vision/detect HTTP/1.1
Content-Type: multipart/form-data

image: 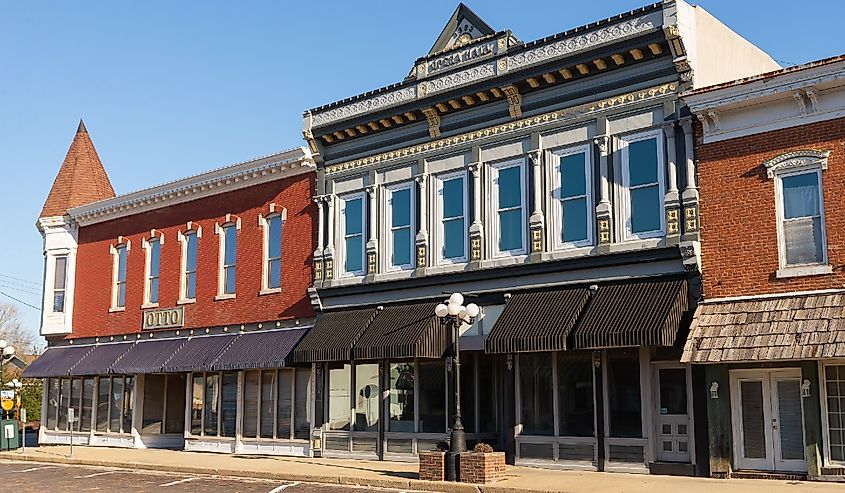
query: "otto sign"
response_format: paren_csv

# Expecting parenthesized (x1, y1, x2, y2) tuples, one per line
(143, 306, 185, 330)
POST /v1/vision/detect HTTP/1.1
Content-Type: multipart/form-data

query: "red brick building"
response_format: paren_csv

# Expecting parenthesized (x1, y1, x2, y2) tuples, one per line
(682, 56, 845, 480)
(26, 121, 319, 455)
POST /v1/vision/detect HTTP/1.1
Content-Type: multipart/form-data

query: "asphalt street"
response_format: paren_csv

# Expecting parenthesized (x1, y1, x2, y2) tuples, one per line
(0, 459, 413, 493)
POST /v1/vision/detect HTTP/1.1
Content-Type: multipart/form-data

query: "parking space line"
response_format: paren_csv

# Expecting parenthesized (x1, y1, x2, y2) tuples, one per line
(17, 466, 58, 472)
(160, 477, 200, 487)
(75, 471, 116, 478)
(268, 481, 300, 493)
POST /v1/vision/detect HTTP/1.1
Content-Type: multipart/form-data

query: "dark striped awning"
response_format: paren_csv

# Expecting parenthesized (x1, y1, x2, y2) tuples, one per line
(210, 328, 307, 371)
(291, 308, 379, 363)
(161, 334, 237, 373)
(109, 338, 186, 374)
(486, 287, 591, 354)
(21, 345, 93, 378)
(69, 342, 134, 376)
(352, 302, 447, 360)
(569, 277, 689, 350)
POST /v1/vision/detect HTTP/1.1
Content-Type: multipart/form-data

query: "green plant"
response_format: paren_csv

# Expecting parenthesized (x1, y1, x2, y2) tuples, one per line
(20, 379, 41, 423)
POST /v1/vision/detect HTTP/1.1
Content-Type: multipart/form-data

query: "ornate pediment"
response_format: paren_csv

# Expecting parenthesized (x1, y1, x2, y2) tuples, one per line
(427, 4, 496, 56)
(763, 150, 830, 179)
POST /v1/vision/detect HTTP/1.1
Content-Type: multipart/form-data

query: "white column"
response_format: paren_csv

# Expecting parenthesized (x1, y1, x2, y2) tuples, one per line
(415, 174, 428, 268)
(314, 197, 324, 257)
(681, 118, 698, 200)
(664, 122, 679, 199)
(366, 185, 378, 245)
(324, 194, 336, 256)
(528, 150, 543, 223)
(594, 135, 611, 209)
(470, 163, 482, 228)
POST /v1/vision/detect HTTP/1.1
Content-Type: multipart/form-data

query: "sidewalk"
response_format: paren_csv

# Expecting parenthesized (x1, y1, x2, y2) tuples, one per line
(1, 446, 842, 493)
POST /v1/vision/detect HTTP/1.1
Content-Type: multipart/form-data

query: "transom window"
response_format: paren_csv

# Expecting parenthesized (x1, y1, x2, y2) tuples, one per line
(490, 160, 526, 256)
(552, 147, 593, 249)
(386, 184, 414, 270)
(620, 131, 665, 239)
(435, 171, 467, 264)
(777, 170, 827, 267)
(183, 231, 198, 300)
(113, 244, 128, 309)
(266, 215, 283, 289)
(145, 238, 161, 305)
(340, 194, 365, 276)
(53, 255, 67, 313)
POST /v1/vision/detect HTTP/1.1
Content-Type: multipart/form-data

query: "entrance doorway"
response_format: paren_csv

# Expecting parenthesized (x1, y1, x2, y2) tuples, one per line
(730, 369, 806, 472)
(140, 374, 187, 448)
(653, 365, 691, 463)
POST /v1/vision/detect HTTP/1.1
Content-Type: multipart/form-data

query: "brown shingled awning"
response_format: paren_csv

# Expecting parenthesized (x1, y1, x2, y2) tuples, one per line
(569, 277, 689, 350)
(352, 302, 447, 360)
(485, 287, 591, 354)
(291, 308, 379, 363)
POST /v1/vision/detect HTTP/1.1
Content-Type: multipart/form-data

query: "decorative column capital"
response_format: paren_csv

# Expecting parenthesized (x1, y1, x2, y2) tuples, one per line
(415, 174, 427, 186)
(662, 121, 676, 138)
(527, 149, 542, 167)
(681, 115, 695, 135)
(593, 135, 610, 156)
(365, 185, 378, 197)
(467, 162, 482, 176)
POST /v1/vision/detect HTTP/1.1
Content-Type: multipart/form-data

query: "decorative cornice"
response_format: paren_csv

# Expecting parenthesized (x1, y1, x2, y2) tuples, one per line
(419, 62, 496, 97)
(311, 85, 418, 127)
(763, 150, 830, 179)
(507, 12, 659, 72)
(70, 147, 315, 226)
(325, 82, 677, 175)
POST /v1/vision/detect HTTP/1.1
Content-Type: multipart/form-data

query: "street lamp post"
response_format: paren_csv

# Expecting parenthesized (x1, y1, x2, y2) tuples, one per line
(435, 293, 481, 482)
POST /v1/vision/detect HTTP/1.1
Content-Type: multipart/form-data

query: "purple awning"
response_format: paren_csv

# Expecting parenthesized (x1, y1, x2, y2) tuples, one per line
(69, 342, 135, 376)
(161, 334, 237, 373)
(109, 338, 186, 374)
(210, 329, 307, 371)
(22, 345, 93, 378)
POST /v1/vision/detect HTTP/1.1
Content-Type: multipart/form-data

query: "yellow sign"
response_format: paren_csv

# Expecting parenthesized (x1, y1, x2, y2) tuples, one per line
(1, 399, 13, 412)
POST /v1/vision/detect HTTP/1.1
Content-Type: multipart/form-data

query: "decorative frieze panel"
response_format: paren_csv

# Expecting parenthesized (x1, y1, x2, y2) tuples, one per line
(419, 62, 496, 97)
(311, 86, 418, 127)
(507, 12, 659, 72)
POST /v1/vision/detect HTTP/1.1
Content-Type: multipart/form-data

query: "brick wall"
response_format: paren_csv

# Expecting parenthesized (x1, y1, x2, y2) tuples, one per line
(697, 117, 845, 299)
(69, 173, 315, 339)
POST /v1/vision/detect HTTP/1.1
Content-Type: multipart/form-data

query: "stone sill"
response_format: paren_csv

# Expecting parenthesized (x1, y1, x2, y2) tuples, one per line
(776, 264, 833, 279)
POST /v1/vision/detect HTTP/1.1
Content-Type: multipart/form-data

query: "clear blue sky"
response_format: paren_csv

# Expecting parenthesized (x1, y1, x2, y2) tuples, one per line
(1, 1, 842, 345)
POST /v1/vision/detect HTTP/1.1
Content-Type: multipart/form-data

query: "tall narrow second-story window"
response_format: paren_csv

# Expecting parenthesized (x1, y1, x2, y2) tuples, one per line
(778, 170, 827, 267)
(436, 172, 467, 264)
(387, 184, 413, 270)
(183, 231, 198, 300)
(552, 147, 593, 249)
(114, 245, 127, 309)
(621, 130, 665, 239)
(222, 224, 237, 295)
(491, 160, 526, 256)
(266, 215, 283, 289)
(340, 194, 365, 276)
(53, 256, 67, 312)
(145, 238, 161, 305)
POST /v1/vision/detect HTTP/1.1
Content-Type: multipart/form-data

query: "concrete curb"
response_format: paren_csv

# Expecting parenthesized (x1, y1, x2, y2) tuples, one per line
(0, 452, 506, 493)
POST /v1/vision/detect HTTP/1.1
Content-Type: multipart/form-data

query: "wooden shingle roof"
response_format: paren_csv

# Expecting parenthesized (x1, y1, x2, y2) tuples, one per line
(682, 292, 845, 363)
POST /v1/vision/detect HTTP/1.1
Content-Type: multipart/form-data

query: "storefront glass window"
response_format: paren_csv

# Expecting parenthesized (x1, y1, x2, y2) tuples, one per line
(123, 376, 134, 433)
(607, 351, 642, 438)
(520, 353, 554, 436)
(110, 377, 124, 433)
(46, 378, 59, 430)
(191, 375, 203, 435)
(142, 374, 166, 434)
(242, 370, 258, 438)
(294, 369, 311, 440)
(58, 378, 70, 431)
(419, 360, 446, 433)
(389, 362, 415, 432)
(826, 365, 845, 461)
(220, 372, 238, 437)
(355, 363, 379, 432)
(203, 373, 219, 436)
(165, 374, 186, 434)
(557, 354, 594, 437)
(461, 355, 476, 433)
(260, 371, 276, 438)
(478, 355, 498, 433)
(81, 378, 94, 433)
(277, 370, 293, 439)
(96, 377, 109, 432)
(70, 374, 81, 431)
(328, 364, 351, 430)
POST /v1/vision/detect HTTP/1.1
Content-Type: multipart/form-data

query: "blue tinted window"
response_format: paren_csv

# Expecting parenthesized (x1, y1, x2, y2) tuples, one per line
(223, 225, 237, 294)
(562, 197, 588, 242)
(443, 218, 465, 259)
(224, 266, 236, 294)
(186, 272, 196, 300)
(269, 216, 282, 259)
(185, 233, 197, 299)
(630, 185, 661, 233)
(345, 236, 363, 272)
(345, 198, 363, 235)
(442, 177, 464, 218)
(498, 166, 521, 209)
(782, 172, 820, 219)
(117, 247, 127, 282)
(391, 189, 411, 228)
(149, 240, 160, 277)
(268, 259, 281, 289)
(392, 229, 411, 266)
(561, 153, 587, 198)
(628, 138, 658, 187)
(499, 209, 522, 251)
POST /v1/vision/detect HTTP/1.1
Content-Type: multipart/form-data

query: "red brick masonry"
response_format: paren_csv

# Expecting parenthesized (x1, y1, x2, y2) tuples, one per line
(459, 452, 506, 484)
(418, 451, 445, 481)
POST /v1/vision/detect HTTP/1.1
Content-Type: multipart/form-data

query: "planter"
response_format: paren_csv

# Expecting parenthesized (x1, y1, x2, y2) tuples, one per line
(418, 451, 446, 481)
(459, 451, 506, 484)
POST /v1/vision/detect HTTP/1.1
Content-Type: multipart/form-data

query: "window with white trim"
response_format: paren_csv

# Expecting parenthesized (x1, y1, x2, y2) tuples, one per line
(620, 130, 665, 239)
(489, 159, 527, 256)
(824, 364, 845, 463)
(776, 169, 827, 268)
(182, 231, 198, 300)
(435, 171, 467, 264)
(53, 255, 68, 313)
(144, 238, 161, 305)
(216, 222, 238, 296)
(266, 214, 283, 289)
(112, 244, 128, 309)
(385, 183, 414, 270)
(339, 193, 365, 276)
(551, 147, 593, 249)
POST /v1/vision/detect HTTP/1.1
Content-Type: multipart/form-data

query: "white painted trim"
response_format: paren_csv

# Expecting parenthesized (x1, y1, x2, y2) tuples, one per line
(109, 240, 130, 310)
(381, 181, 415, 272)
(818, 360, 845, 468)
(704, 288, 845, 304)
(618, 129, 666, 241)
(486, 158, 528, 258)
(773, 164, 829, 272)
(433, 170, 469, 266)
(141, 230, 164, 306)
(69, 147, 314, 226)
(549, 145, 594, 251)
(258, 208, 287, 291)
(337, 192, 367, 278)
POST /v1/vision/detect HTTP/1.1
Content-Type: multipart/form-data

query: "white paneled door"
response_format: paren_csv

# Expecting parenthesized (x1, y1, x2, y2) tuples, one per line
(730, 369, 806, 472)
(653, 365, 692, 463)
